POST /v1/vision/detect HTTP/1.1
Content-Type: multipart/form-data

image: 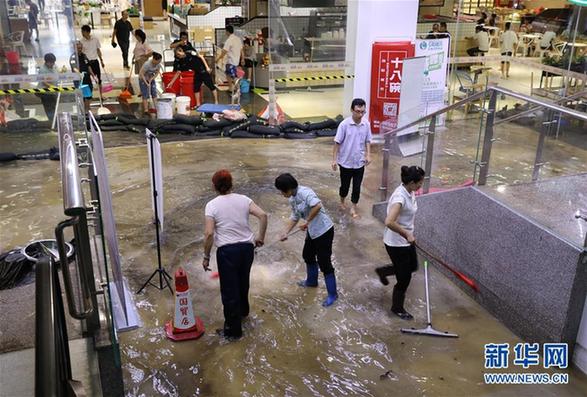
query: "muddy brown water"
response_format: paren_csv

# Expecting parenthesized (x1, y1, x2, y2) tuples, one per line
(1, 134, 587, 396)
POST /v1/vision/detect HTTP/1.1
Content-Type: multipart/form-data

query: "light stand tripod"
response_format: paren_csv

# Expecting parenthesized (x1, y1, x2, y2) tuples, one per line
(137, 133, 173, 294)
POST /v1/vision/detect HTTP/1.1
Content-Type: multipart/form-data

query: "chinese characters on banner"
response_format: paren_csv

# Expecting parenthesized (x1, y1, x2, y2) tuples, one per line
(369, 41, 415, 133)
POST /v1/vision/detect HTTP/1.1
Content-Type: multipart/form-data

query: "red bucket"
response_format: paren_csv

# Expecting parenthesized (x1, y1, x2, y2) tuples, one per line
(6, 51, 20, 65)
(162, 71, 181, 94)
(179, 71, 196, 108)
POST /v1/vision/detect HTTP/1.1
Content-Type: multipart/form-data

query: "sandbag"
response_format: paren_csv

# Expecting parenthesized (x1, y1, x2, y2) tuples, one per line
(158, 124, 196, 135)
(203, 119, 234, 130)
(249, 125, 281, 136)
(230, 130, 258, 139)
(98, 119, 125, 127)
(280, 121, 307, 131)
(223, 120, 252, 137)
(117, 115, 148, 125)
(173, 114, 203, 126)
(17, 147, 59, 161)
(6, 118, 40, 130)
(198, 129, 222, 137)
(94, 113, 118, 121)
(306, 118, 337, 131)
(147, 119, 176, 130)
(0, 152, 18, 162)
(99, 125, 130, 132)
(284, 131, 317, 139)
(315, 129, 337, 137)
(247, 115, 265, 126)
(127, 125, 146, 134)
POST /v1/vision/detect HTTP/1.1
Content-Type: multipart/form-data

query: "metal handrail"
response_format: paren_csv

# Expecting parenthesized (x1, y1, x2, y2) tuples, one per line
(495, 89, 587, 125)
(57, 113, 85, 215)
(380, 86, 587, 138)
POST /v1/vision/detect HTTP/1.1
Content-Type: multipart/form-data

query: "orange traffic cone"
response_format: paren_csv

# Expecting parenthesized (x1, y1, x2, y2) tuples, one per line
(165, 267, 205, 341)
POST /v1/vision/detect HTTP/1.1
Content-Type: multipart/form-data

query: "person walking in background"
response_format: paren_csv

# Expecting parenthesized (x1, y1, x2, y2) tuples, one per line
(375, 166, 425, 320)
(69, 41, 94, 110)
(111, 10, 133, 70)
(203, 169, 268, 340)
(133, 29, 153, 77)
(25, 0, 39, 42)
(216, 26, 243, 92)
(37, 0, 44, 12)
(139, 52, 162, 114)
(37, 53, 58, 122)
(275, 173, 338, 307)
(241, 38, 256, 82)
(173, 47, 218, 106)
(81, 25, 104, 87)
(500, 22, 518, 78)
(332, 98, 372, 219)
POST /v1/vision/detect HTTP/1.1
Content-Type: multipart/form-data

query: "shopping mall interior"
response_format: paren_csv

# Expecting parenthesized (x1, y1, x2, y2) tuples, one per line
(0, 0, 586, 396)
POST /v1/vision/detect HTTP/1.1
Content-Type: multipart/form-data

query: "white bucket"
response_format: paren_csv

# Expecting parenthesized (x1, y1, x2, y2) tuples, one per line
(156, 98, 173, 120)
(160, 93, 176, 112)
(176, 96, 191, 115)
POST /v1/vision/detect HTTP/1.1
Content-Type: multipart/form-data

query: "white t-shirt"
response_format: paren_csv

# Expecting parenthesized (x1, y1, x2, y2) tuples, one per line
(500, 30, 518, 53)
(383, 184, 418, 247)
(205, 193, 255, 248)
(81, 36, 101, 61)
(223, 34, 243, 66)
(540, 31, 556, 49)
(476, 31, 490, 52)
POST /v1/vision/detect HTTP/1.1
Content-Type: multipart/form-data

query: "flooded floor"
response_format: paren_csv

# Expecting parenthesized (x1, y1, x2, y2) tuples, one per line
(1, 121, 587, 396)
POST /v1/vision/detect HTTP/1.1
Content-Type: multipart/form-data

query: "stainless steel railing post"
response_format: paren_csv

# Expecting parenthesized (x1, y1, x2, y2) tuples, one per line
(477, 91, 497, 186)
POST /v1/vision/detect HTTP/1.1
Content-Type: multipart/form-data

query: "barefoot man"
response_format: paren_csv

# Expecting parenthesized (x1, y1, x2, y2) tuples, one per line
(331, 98, 372, 218)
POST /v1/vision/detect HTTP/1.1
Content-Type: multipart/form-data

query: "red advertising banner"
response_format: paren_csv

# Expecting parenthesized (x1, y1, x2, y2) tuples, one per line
(369, 41, 415, 133)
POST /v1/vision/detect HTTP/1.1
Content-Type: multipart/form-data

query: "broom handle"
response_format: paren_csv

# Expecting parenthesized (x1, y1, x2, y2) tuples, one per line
(424, 261, 432, 326)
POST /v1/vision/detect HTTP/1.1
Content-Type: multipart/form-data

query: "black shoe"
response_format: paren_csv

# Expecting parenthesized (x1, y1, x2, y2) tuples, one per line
(375, 267, 391, 286)
(215, 328, 242, 340)
(391, 308, 413, 320)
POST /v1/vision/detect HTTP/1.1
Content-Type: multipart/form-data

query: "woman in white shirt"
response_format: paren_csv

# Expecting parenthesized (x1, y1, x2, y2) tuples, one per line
(133, 29, 153, 75)
(375, 166, 425, 320)
(203, 169, 268, 340)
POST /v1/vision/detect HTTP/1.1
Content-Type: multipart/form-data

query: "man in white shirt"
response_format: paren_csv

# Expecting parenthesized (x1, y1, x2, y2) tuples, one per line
(467, 26, 490, 57)
(332, 98, 372, 218)
(80, 25, 105, 85)
(216, 25, 243, 92)
(500, 22, 518, 78)
(540, 30, 557, 50)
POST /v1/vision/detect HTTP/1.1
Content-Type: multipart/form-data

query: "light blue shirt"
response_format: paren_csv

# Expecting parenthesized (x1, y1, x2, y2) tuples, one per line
(334, 116, 372, 169)
(289, 186, 333, 239)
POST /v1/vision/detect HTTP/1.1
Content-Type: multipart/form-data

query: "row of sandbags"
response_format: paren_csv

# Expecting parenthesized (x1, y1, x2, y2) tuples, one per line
(92, 113, 343, 139)
(0, 118, 53, 133)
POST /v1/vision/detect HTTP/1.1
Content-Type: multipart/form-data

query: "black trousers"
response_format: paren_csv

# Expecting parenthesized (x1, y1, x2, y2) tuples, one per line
(38, 93, 57, 123)
(467, 47, 487, 57)
(339, 165, 365, 204)
(381, 244, 418, 311)
(88, 59, 102, 84)
(119, 40, 130, 68)
(217, 242, 254, 337)
(302, 227, 334, 275)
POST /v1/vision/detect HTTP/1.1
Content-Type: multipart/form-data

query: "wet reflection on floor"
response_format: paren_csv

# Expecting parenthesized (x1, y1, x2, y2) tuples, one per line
(105, 139, 587, 396)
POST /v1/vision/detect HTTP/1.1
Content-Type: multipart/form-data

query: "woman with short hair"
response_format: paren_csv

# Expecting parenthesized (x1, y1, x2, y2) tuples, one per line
(275, 173, 338, 307)
(133, 29, 153, 75)
(375, 166, 425, 320)
(203, 169, 268, 340)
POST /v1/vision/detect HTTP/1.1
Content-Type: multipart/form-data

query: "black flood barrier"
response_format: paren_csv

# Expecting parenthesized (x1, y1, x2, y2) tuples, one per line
(280, 121, 307, 131)
(198, 129, 223, 137)
(222, 121, 251, 137)
(231, 130, 281, 139)
(249, 125, 282, 136)
(315, 129, 337, 137)
(306, 118, 338, 131)
(173, 114, 203, 126)
(17, 147, 60, 161)
(158, 124, 196, 135)
(284, 131, 317, 139)
(203, 118, 234, 130)
(98, 119, 126, 127)
(0, 152, 18, 162)
(0, 249, 34, 290)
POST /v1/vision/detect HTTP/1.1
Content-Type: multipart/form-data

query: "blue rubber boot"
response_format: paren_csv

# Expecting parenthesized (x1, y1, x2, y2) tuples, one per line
(322, 273, 338, 307)
(297, 262, 319, 287)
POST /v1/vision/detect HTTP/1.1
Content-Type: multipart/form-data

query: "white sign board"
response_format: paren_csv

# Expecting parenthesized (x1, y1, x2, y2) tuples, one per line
(415, 38, 450, 124)
(146, 129, 164, 231)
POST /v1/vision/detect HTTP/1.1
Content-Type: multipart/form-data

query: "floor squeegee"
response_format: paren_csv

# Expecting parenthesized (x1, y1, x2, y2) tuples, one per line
(401, 261, 458, 338)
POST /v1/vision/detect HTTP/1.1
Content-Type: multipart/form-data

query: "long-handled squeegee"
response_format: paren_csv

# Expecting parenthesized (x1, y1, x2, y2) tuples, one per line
(401, 261, 458, 338)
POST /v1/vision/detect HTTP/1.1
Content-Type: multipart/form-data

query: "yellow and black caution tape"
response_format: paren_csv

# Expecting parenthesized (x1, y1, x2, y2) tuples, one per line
(0, 87, 76, 96)
(273, 74, 355, 83)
